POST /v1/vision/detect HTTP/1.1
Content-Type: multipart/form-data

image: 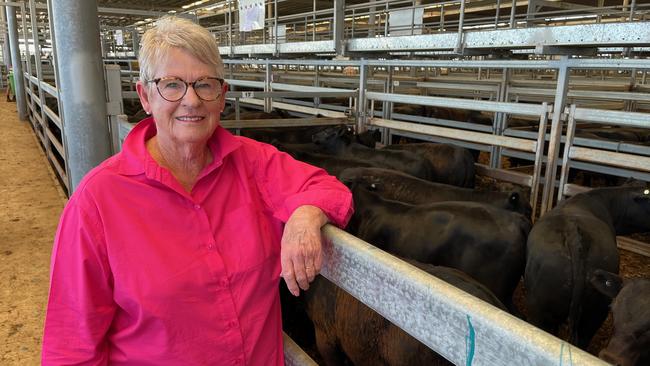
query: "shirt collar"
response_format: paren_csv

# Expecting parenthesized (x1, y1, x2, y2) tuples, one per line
(117, 117, 242, 176)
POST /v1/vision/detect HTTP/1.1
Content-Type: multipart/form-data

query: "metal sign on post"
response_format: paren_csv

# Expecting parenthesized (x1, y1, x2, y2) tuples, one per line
(238, 0, 265, 32)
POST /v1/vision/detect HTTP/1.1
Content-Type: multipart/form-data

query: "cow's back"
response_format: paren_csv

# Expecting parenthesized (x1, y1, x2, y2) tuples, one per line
(525, 207, 619, 346)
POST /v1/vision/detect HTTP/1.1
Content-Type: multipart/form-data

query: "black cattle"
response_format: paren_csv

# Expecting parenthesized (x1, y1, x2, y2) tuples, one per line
(590, 270, 650, 366)
(392, 104, 493, 126)
(241, 124, 344, 145)
(281, 148, 377, 177)
(576, 127, 644, 144)
(338, 167, 531, 218)
(382, 142, 475, 188)
(304, 260, 506, 366)
(525, 185, 650, 348)
(222, 109, 291, 121)
(312, 125, 435, 181)
(348, 184, 531, 309)
(355, 129, 382, 148)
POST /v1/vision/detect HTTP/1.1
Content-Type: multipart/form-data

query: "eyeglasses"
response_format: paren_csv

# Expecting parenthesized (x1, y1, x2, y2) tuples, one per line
(147, 76, 225, 102)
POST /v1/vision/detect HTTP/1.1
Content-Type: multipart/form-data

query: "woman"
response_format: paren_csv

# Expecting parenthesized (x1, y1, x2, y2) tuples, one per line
(42, 16, 353, 365)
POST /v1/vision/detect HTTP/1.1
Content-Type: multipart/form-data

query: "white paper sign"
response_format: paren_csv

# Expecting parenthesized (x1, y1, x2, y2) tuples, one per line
(239, 0, 265, 31)
(115, 30, 123, 45)
(389, 8, 424, 36)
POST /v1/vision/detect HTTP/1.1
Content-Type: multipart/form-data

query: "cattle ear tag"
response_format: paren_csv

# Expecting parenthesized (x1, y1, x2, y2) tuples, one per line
(644, 189, 649, 195)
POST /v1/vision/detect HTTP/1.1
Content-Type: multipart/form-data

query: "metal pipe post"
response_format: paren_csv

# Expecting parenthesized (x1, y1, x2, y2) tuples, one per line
(19, 2, 32, 115)
(132, 29, 140, 57)
(526, 0, 537, 26)
(333, 0, 345, 56)
(509, 0, 516, 28)
(356, 59, 368, 133)
(264, 61, 272, 113)
(51, 0, 111, 192)
(368, 0, 376, 37)
(494, 0, 501, 29)
(1, 8, 10, 67)
(5, 5, 26, 120)
(29, 0, 49, 146)
(312, 0, 316, 41)
(540, 57, 570, 214)
(490, 68, 510, 168)
(454, 0, 466, 54)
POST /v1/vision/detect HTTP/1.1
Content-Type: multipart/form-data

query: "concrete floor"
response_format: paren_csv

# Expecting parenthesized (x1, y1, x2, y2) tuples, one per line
(0, 97, 66, 365)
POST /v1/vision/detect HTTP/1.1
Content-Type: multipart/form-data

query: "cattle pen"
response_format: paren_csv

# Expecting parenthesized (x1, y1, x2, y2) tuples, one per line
(2, 1, 650, 365)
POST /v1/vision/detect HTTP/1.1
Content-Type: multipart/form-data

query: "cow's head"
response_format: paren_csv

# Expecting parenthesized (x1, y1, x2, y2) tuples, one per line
(355, 129, 382, 148)
(312, 125, 354, 146)
(616, 184, 650, 234)
(591, 270, 650, 366)
(337, 168, 381, 192)
(505, 191, 532, 219)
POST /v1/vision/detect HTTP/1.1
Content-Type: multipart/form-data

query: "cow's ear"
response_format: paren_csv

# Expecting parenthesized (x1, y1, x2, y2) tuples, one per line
(590, 269, 623, 299)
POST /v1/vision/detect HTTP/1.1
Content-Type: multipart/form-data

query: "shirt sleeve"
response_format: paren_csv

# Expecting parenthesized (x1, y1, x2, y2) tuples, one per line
(251, 141, 354, 228)
(42, 193, 115, 366)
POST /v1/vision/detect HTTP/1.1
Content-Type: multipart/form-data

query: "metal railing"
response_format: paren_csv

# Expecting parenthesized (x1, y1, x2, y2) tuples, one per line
(557, 105, 650, 199)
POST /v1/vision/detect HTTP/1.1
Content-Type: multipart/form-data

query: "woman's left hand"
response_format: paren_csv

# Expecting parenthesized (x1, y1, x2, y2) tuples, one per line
(280, 205, 328, 296)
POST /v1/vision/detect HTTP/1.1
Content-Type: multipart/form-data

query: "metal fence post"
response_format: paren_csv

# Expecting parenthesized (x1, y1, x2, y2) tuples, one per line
(51, 0, 111, 191)
(5, 4, 26, 120)
(540, 56, 570, 214)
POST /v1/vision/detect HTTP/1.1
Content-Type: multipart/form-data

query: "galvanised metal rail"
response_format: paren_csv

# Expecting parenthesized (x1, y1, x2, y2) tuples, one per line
(205, 0, 650, 57)
(221, 57, 650, 216)
(557, 105, 650, 200)
(366, 91, 549, 218)
(318, 225, 609, 366)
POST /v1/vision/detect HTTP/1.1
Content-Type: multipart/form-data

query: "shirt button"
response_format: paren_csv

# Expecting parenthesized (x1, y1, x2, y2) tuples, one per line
(232, 357, 243, 365)
(227, 320, 237, 329)
(218, 279, 229, 288)
(207, 244, 214, 250)
(194, 204, 201, 210)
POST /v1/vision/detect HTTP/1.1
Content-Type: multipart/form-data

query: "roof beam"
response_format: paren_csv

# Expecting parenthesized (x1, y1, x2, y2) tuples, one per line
(97, 7, 168, 17)
(537, 0, 594, 11)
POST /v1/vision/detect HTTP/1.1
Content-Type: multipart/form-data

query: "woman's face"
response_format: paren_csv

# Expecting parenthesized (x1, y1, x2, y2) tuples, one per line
(136, 47, 226, 147)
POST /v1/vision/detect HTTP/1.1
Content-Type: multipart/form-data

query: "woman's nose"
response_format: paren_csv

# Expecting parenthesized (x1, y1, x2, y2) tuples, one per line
(181, 85, 202, 106)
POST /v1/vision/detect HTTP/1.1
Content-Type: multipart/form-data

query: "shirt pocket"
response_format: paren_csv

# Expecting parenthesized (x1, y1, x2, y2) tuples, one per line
(217, 202, 281, 274)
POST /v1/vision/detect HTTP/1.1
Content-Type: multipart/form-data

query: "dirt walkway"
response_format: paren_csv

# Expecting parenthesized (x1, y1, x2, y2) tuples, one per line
(0, 98, 66, 365)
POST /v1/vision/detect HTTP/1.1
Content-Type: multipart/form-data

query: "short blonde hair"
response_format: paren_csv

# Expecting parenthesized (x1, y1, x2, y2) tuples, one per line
(138, 16, 224, 83)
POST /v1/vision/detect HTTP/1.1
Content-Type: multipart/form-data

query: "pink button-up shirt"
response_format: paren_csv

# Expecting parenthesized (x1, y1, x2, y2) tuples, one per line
(42, 117, 353, 365)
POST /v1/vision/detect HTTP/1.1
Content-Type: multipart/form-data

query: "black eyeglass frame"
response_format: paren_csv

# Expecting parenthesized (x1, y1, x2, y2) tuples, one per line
(146, 76, 226, 102)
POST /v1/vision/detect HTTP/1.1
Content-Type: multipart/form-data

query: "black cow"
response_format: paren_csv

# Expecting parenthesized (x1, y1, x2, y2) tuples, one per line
(281, 148, 377, 177)
(304, 260, 506, 366)
(382, 142, 475, 188)
(355, 129, 382, 148)
(312, 125, 435, 181)
(222, 109, 291, 121)
(525, 185, 650, 348)
(337, 167, 531, 218)
(349, 184, 531, 309)
(590, 270, 650, 366)
(239, 124, 342, 144)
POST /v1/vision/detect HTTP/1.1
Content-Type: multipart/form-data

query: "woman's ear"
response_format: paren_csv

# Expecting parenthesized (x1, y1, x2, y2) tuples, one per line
(136, 80, 152, 115)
